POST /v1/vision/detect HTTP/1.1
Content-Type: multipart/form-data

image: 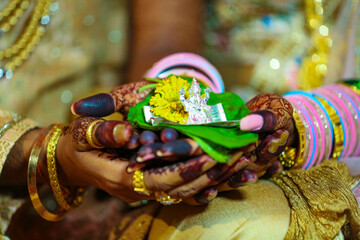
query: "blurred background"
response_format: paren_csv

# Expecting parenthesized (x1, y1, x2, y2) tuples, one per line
(0, 0, 356, 126)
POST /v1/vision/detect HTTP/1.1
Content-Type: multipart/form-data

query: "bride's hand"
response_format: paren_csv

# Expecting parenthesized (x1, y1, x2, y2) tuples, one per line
(71, 81, 153, 118)
(42, 117, 222, 203)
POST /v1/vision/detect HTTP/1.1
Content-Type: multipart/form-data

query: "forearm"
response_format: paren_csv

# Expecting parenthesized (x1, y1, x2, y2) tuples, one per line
(127, 0, 204, 82)
(0, 128, 43, 186)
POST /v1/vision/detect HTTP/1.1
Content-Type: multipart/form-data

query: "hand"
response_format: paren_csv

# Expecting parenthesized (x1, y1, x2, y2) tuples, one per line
(71, 81, 153, 118)
(134, 93, 294, 204)
(43, 117, 227, 203)
(239, 93, 295, 175)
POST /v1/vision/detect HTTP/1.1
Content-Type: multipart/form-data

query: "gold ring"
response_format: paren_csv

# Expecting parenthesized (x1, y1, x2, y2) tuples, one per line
(154, 192, 182, 205)
(133, 169, 151, 196)
(86, 120, 104, 149)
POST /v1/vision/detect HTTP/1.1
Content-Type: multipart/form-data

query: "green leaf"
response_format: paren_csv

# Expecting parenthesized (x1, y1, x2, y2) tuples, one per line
(127, 87, 258, 163)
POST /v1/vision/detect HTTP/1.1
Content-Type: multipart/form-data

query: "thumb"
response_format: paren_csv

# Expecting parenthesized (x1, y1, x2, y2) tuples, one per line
(71, 81, 153, 117)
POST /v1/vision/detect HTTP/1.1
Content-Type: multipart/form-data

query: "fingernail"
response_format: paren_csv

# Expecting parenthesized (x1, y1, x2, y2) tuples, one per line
(126, 163, 144, 173)
(71, 93, 115, 117)
(195, 188, 217, 205)
(113, 123, 133, 145)
(240, 114, 264, 131)
(228, 169, 258, 188)
(234, 156, 250, 172)
(158, 140, 192, 156)
(243, 170, 258, 183)
(156, 150, 164, 157)
(127, 133, 139, 149)
(266, 161, 283, 176)
(137, 154, 155, 162)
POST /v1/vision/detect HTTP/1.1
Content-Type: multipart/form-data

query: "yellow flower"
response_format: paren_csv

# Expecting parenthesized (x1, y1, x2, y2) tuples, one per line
(149, 75, 190, 124)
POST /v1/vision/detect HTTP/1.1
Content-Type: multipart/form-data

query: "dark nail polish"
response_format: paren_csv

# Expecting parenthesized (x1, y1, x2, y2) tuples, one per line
(158, 139, 192, 157)
(72, 93, 115, 117)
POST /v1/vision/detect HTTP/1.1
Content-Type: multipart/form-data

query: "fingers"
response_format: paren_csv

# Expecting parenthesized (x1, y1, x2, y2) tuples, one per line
(166, 151, 245, 199)
(93, 120, 134, 148)
(160, 128, 179, 142)
(184, 187, 218, 205)
(156, 138, 203, 158)
(216, 169, 258, 192)
(127, 132, 140, 149)
(71, 81, 152, 117)
(71, 117, 134, 151)
(137, 142, 163, 162)
(254, 129, 289, 165)
(143, 155, 217, 193)
(139, 130, 159, 145)
(242, 93, 293, 132)
(263, 160, 283, 177)
(71, 93, 116, 117)
(239, 110, 275, 132)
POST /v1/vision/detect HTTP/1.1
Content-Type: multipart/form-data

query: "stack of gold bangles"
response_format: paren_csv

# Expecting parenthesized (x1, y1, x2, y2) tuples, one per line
(27, 124, 86, 221)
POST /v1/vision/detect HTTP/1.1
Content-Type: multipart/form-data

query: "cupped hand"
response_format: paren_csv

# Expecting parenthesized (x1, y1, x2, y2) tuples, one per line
(43, 117, 229, 203)
(131, 93, 295, 204)
(239, 93, 295, 175)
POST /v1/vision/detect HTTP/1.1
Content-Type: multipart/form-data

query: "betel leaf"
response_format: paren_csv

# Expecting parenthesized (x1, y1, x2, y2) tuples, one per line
(128, 90, 258, 162)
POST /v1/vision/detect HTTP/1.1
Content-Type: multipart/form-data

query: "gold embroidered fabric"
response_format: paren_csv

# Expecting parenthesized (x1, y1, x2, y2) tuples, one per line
(270, 160, 360, 240)
(111, 161, 359, 240)
(108, 202, 160, 240)
(0, 109, 37, 173)
(0, 108, 37, 237)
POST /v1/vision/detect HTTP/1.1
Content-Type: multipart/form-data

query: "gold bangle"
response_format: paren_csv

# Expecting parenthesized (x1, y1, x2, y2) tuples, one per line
(47, 125, 86, 210)
(47, 125, 73, 210)
(154, 192, 182, 205)
(133, 169, 151, 196)
(27, 128, 67, 221)
(86, 120, 104, 149)
(315, 96, 344, 159)
(291, 109, 306, 169)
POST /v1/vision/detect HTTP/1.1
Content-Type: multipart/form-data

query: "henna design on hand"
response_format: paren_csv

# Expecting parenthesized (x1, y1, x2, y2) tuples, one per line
(110, 81, 152, 117)
(246, 93, 293, 131)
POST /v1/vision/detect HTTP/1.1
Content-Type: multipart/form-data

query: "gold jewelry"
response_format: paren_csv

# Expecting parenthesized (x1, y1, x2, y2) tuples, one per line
(133, 169, 151, 196)
(298, 0, 331, 90)
(47, 125, 87, 210)
(315, 96, 344, 159)
(0, 0, 53, 78)
(154, 192, 182, 205)
(86, 120, 104, 149)
(0, 113, 23, 137)
(47, 124, 75, 210)
(28, 128, 67, 221)
(291, 109, 306, 169)
(279, 147, 297, 168)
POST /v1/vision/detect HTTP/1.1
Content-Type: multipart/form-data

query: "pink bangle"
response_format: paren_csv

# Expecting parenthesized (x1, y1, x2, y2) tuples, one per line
(144, 53, 225, 93)
(288, 95, 322, 166)
(285, 95, 317, 169)
(292, 94, 327, 165)
(334, 84, 360, 157)
(315, 88, 353, 158)
(325, 85, 360, 157)
(319, 86, 357, 158)
(156, 68, 218, 91)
